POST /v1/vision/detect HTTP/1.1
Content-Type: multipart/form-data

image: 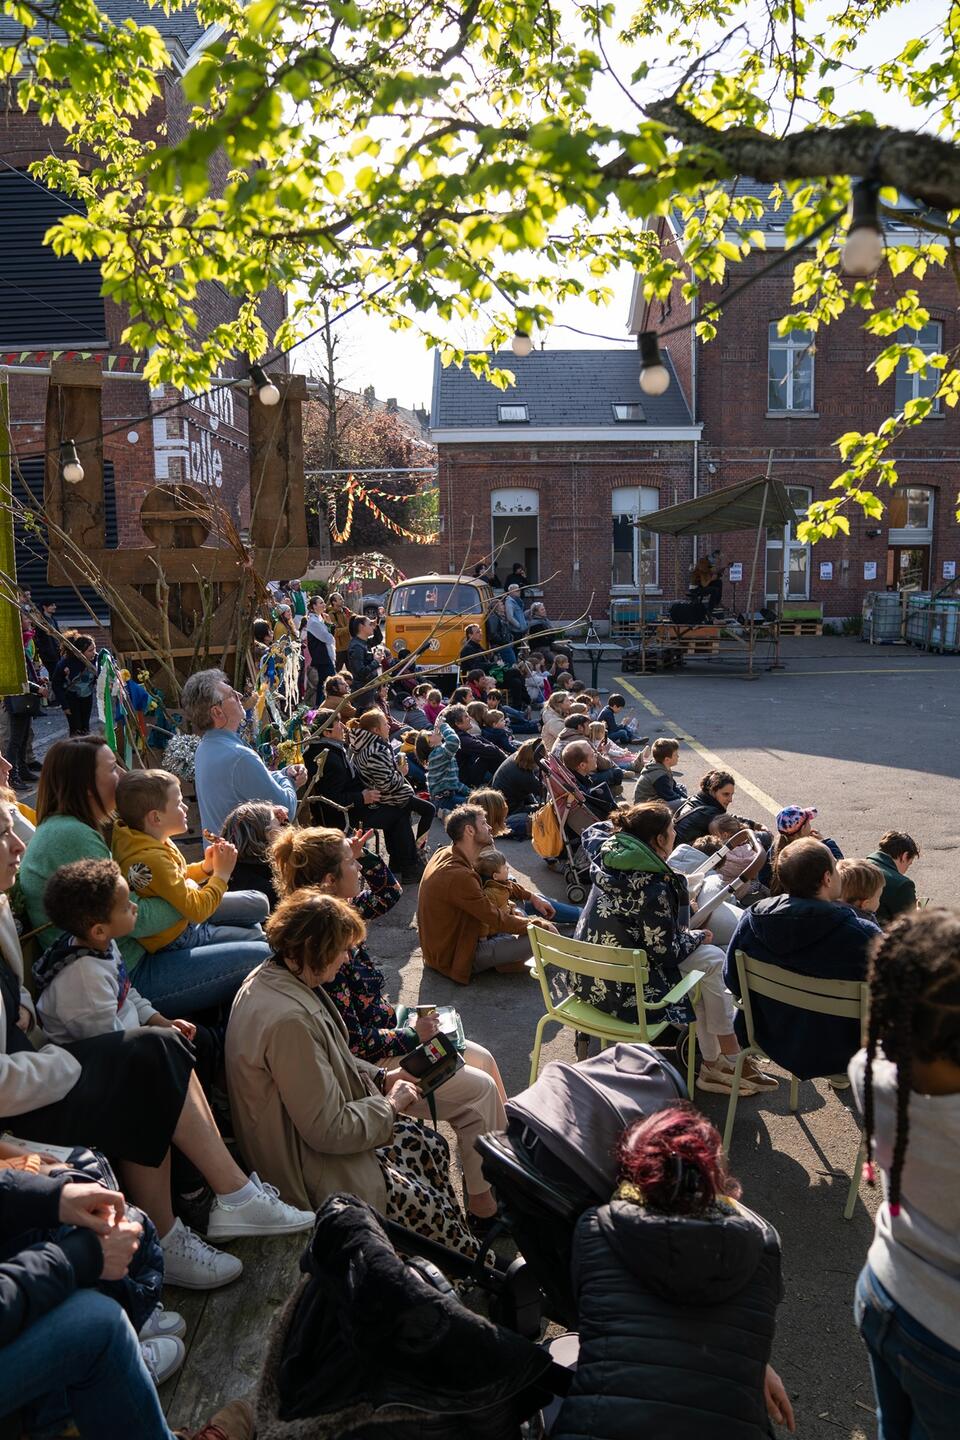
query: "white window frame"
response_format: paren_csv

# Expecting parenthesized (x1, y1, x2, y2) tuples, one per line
(888, 485, 934, 546)
(765, 484, 812, 600)
(894, 322, 942, 414)
(612, 486, 659, 593)
(497, 403, 528, 423)
(767, 325, 815, 413)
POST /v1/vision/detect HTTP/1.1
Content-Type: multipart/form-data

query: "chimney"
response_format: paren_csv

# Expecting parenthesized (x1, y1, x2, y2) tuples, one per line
(386, 397, 398, 413)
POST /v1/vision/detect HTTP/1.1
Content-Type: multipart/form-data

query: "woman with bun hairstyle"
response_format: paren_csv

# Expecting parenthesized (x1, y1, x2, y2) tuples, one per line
(551, 1103, 793, 1440)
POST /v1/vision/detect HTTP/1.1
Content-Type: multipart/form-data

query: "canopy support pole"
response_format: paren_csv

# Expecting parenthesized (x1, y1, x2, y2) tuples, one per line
(744, 457, 773, 680)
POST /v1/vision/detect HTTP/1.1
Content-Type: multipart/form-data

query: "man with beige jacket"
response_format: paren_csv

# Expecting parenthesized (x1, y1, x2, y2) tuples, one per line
(417, 805, 557, 984)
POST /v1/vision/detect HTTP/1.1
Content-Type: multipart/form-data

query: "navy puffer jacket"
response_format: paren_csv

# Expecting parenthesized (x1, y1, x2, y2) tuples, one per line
(552, 1199, 782, 1440)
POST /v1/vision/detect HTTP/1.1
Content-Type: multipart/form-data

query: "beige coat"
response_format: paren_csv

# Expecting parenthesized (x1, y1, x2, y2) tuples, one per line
(225, 959, 396, 1212)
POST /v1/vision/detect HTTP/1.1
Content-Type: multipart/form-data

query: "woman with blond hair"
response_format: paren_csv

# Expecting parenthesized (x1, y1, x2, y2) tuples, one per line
(270, 826, 507, 1234)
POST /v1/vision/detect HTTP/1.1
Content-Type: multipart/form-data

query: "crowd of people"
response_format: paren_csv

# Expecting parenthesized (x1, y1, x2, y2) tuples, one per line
(0, 577, 953, 1440)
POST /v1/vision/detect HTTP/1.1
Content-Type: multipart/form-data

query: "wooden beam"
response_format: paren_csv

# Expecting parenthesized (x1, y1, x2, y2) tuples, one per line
(248, 374, 309, 555)
(44, 359, 105, 566)
(48, 546, 310, 585)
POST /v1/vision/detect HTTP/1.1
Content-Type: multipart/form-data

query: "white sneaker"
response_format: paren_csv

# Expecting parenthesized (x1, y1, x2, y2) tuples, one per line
(141, 1335, 186, 1385)
(161, 1217, 244, 1290)
(140, 1303, 187, 1341)
(206, 1174, 315, 1240)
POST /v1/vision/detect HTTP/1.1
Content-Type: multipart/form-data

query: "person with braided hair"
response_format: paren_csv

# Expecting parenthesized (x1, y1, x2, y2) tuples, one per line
(849, 909, 960, 1439)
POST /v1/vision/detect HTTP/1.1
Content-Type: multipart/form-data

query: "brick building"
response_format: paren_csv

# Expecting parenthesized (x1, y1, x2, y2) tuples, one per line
(0, 2, 285, 619)
(430, 349, 701, 619)
(634, 181, 960, 618)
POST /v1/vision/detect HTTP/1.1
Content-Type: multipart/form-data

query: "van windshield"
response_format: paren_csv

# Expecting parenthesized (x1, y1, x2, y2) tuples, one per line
(388, 583, 483, 617)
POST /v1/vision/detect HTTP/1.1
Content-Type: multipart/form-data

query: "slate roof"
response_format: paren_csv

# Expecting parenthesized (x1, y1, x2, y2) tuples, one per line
(430, 348, 694, 431)
(677, 177, 939, 239)
(0, 2, 207, 54)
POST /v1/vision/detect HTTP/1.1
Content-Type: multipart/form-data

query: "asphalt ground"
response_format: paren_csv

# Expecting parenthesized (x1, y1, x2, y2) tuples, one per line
(27, 636, 960, 1437)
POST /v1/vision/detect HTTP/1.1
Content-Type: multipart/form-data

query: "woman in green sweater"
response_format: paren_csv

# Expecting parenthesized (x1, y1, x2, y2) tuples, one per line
(19, 737, 268, 1015)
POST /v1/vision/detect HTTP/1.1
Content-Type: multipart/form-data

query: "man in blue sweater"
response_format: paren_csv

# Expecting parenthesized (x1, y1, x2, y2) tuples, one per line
(182, 669, 306, 837)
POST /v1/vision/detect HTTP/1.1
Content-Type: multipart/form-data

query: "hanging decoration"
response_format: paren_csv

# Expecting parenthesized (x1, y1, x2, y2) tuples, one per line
(326, 551, 407, 587)
(327, 480, 356, 543)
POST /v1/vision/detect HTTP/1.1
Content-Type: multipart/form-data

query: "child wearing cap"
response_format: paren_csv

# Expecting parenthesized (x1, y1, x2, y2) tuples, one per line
(770, 806, 843, 895)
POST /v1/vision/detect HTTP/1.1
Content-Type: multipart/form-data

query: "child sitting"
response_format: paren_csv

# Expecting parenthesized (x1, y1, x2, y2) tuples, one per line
(423, 688, 445, 725)
(34, 858, 195, 1043)
(112, 769, 268, 953)
(481, 709, 515, 755)
(597, 692, 641, 745)
(837, 858, 885, 931)
(474, 849, 525, 936)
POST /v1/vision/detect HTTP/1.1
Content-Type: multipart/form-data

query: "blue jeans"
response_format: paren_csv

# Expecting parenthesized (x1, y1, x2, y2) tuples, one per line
(855, 1264, 960, 1440)
(132, 936, 269, 1015)
(165, 887, 269, 950)
(0, 1290, 173, 1440)
(524, 897, 582, 927)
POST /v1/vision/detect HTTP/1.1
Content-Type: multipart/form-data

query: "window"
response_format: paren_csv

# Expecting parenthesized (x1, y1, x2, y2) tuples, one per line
(768, 325, 814, 412)
(387, 583, 484, 617)
(894, 323, 942, 412)
(612, 402, 645, 423)
(888, 486, 934, 546)
(611, 487, 659, 590)
(497, 403, 528, 423)
(765, 485, 811, 600)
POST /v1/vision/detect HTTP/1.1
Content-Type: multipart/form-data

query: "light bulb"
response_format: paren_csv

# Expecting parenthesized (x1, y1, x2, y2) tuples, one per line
(62, 441, 84, 484)
(511, 331, 533, 357)
(842, 225, 885, 277)
(250, 363, 281, 405)
(637, 330, 671, 396)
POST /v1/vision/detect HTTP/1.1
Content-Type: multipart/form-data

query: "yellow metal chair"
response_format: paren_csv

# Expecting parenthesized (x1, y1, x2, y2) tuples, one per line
(722, 950, 868, 1220)
(526, 923, 704, 1093)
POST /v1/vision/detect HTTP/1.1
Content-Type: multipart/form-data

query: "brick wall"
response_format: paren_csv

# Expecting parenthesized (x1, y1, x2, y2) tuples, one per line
(646, 237, 960, 616)
(438, 440, 696, 620)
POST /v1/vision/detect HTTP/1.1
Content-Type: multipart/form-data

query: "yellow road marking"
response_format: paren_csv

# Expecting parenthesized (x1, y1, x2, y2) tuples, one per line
(615, 675, 781, 819)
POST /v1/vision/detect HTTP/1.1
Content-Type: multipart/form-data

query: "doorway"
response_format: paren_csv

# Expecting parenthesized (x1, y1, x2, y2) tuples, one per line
(886, 545, 930, 591)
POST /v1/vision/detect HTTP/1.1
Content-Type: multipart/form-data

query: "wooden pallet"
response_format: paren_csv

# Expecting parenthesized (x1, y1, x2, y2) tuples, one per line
(679, 639, 721, 655)
(779, 621, 822, 637)
(622, 646, 683, 672)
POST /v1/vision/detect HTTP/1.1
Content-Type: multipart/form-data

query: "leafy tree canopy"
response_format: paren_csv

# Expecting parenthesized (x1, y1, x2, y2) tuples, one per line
(5, 0, 960, 531)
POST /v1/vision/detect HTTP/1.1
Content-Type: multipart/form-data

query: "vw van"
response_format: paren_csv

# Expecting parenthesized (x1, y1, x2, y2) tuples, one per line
(384, 574, 493, 669)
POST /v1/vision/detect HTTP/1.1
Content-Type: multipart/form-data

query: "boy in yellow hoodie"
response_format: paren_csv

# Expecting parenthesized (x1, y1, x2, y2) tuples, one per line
(112, 769, 269, 953)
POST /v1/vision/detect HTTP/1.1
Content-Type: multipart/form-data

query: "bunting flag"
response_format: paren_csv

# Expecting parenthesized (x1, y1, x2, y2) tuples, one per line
(327, 481, 356, 543)
(96, 650, 118, 755)
(0, 349, 144, 372)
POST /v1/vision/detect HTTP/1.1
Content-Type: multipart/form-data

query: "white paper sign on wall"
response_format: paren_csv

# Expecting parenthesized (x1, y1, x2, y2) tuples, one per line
(819, 561, 833, 581)
(863, 560, 877, 580)
(728, 562, 743, 582)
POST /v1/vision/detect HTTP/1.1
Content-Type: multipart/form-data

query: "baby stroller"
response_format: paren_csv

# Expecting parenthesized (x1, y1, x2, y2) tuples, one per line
(476, 1043, 688, 1327)
(539, 754, 618, 906)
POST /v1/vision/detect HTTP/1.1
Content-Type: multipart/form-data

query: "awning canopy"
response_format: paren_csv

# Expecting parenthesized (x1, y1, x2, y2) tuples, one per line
(634, 475, 800, 535)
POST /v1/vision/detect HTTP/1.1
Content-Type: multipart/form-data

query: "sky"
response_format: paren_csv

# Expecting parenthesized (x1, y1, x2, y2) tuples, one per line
(293, 2, 931, 412)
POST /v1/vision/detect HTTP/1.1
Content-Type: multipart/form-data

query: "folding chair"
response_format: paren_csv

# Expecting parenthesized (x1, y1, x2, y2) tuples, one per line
(723, 950, 868, 1220)
(526, 923, 703, 1092)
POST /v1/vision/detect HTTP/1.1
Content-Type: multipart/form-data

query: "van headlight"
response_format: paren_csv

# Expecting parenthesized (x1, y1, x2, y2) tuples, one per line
(393, 639, 405, 652)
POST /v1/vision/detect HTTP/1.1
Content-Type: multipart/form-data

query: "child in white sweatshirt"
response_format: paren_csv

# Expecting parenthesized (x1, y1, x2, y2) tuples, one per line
(33, 857, 194, 1045)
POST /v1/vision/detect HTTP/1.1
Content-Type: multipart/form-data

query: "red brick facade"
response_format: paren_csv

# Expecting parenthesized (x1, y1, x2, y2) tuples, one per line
(642, 217, 960, 618)
(438, 442, 696, 619)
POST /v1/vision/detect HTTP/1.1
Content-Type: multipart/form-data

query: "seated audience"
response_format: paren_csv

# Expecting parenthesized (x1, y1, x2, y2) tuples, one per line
(458, 623, 488, 673)
(0, 1168, 255, 1440)
(271, 827, 506, 1230)
(481, 709, 516, 754)
(18, 738, 268, 1016)
(866, 831, 921, 923)
(445, 704, 503, 788)
(417, 805, 557, 982)
(112, 769, 268, 949)
(540, 691, 573, 750)
(225, 890, 480, 1257)
(304, 707, 378, 825)
(0, 790, 311, 1290)
(468, 789, 581, 925)
(560, 741, 620, 819)
(837, 858, 885, 929)
(674, 770, 771, 848)
(727, 838, 878, 1081)
(574, 805, 774, 1097)
(423, 688, 445, 725)
(348, 710, 434, 879)
(769, 805, 843, 894)
(521, 652, 549, 708)
(850, 910, 960, 1440)
(708, 815, 768, 895)
(634, 737, 687, 811)
(221, 799, 285, 909)
(399, 683, 433, 730)
(464, 669, 487, 701)
(492, 738, 545, 816)
(182, 669, 306, 838)
(551, 1103, 791, 1440)
(322, 672, 356, 720)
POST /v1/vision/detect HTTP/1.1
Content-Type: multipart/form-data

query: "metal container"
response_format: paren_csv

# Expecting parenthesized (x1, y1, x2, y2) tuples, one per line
(862, 591, 903, 644)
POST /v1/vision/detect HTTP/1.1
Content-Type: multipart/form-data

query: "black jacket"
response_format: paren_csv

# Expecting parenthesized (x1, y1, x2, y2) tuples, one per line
(256, 1194, 560, 1439)
(454, 730, 503, 784)
(0, 1171, 103, 1347)
(229, 858, 279, 910)
(491, 757, 544, 813)
(552, 1200, 782, 1440)
(304, 737, 366, 817)
(458, 640, 487, 672)
(673, 790, 726, 843)
(726, 895, 876, 1079)
(346, 636, 379, 689)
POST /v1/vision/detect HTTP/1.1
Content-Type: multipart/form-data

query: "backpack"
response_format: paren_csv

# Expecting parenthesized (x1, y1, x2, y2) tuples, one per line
(531, 800, 563, 859)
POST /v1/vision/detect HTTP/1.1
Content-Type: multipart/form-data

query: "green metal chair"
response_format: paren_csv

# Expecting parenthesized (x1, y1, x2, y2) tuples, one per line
(722, 950, 868, 1220)
(526, 923, 704, 1093)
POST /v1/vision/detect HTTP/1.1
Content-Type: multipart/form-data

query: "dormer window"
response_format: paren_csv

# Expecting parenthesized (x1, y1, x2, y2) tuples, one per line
(612, 402, 645, 422)
(497, 403, 528, 423)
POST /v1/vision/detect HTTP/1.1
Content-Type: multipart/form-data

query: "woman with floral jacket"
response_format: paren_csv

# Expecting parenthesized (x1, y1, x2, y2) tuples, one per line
(270, 827, 507, 1231)
(573, 804, 777, 1099)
